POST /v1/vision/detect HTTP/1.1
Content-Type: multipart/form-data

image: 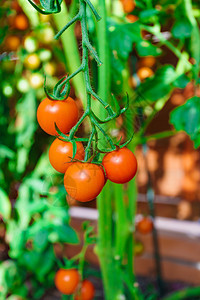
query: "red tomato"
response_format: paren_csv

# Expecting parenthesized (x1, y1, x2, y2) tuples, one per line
(55, 269, 79, 295)
(102, 147, 137, 184)
(49, 138, 85, 173)
(14, 14, 29, 31)
(5, 35, 20, 51)
(37, 97, 78, 135)
(121, 0, 135, 13)
(75, 280, 95, 300)
(137, 217, 153, 234)
(64, 162, 106, 202)
(137, 67, 154, 81)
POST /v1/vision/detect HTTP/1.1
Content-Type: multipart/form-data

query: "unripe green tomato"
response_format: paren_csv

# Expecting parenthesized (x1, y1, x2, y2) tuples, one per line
(38, 27, 54, 44)
(39, 49, 52, 62)
(24, 36, 38, 53)
(29, 73, 43, 89)
(44, 62, 56, 76)
(134, 240, 144, 256)
(24, 53, 40, 70)
(2, 83, 14, 97)
(17, 78, 30, 93)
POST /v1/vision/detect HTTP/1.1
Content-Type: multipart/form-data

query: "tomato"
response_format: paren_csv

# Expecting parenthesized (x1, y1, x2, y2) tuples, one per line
(139, 56, 156, 68)
(37, 97, 78, 135)
(137, 217, 153, 234)
(75, 280, 95, 300)
(14, 14, 29, 31)
(24, 53, 40, 70)
(39, 49, 52, 62)
(134, 240, 144, 256)
(44, 62, 56, 76)
(16, 78, 30, 93)
(49, 138, 85, 173)
(137, 67, 154, 81)
(3, 83, 14, 97)
(126, 14, 138, 23)
(5, 35, 20, 51)
(29, 73, 43, 89)
(102, 147, 137, 184)
(121, 0, 135, 13)
(24, 36, 38, 53)
(55, 269, 79, 295)
(64, 162, 106, 202)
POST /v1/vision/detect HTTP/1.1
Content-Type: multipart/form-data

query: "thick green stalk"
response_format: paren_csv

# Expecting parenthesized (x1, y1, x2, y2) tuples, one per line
(53, 2, 86, 106)
(95, 1, 124, 299)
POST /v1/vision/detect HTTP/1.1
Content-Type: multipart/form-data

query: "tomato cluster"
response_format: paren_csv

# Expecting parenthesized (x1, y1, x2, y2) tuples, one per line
(55, 268, 95, 300)
(37, 97, 138, 202)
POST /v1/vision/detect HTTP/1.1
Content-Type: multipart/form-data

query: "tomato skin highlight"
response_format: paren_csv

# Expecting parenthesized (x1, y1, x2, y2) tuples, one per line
(37, 97, 78, 135)
(49, 138, 85, 173)
(102, 147, 137, 184)
(137, 217, 153, 234)
(75, 280, 95, 300)
(64, 162, 106, 202)
(55, 269, 79, 295)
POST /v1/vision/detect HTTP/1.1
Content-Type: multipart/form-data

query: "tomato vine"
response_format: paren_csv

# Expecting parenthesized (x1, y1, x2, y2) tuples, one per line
(29, 0, 130, 162)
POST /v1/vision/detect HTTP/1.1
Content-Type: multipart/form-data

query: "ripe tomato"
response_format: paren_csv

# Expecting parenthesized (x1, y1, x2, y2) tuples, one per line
(75, 280, 95, 300)
(14, 14, 29, 31)
(5, 35, 20, 51)
(121, 0, 135, 13)
(49, 138, 85, 173)
(102, 147, 137, 184)
(137, 217, 153, 234)
(37, 97, 78, 135)
(137, 67, 154, 81)
(55, 269, 79, 295)
(139, 56, 156, 68)
(64, 162, 106, 202)
(126, 14, 138, 23)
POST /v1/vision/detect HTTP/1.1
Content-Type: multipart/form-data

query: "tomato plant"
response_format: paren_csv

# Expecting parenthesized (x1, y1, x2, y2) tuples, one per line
(1, 0, 200, 299)
(49, 138, 85, 173)
(37, 97, 78, 135)
(102, 147, 137, 184)
(64, 162, 106, 202)
(55, 269, 79, 295)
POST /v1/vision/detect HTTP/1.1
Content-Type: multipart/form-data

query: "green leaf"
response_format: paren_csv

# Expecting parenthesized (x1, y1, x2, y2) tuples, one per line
(136, 65, 176, 104)
(33, 228, 49, 251)
(170, 96, 200, 148)
(108, 19, 141, 93)
(136, 40, 162, 57)
(173, 74, 190, 89)
(0, 145, 15, 159)
(172, 19, 193, 39)
(0, 188, 11, 221)
(48, 224, 79, 244)
(139, 9, 160, 22)
(108, 20, 141, 60)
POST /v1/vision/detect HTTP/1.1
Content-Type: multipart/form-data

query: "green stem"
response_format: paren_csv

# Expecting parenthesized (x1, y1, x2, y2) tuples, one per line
(163, 287, 200, 300)
(53, 2, 86, 106)
(114, 184, 128, 261)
